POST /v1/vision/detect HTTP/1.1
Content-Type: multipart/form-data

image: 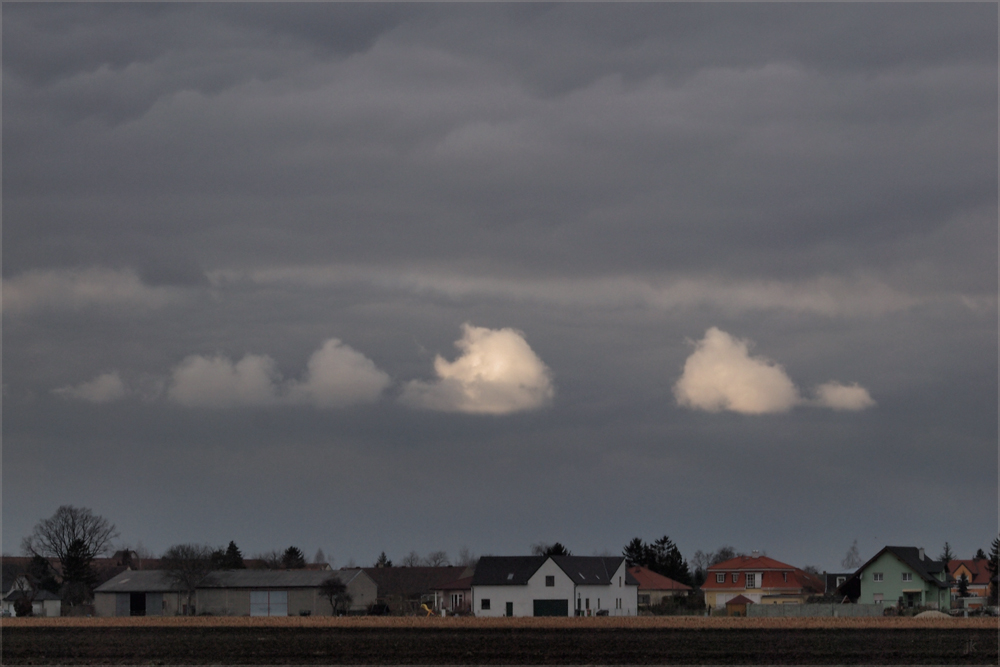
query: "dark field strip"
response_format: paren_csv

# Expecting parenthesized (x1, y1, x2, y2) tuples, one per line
(2, 627, 997, 665)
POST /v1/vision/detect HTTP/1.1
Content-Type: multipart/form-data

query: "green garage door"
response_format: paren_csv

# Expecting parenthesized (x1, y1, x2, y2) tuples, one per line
(533, 599, 569, 617)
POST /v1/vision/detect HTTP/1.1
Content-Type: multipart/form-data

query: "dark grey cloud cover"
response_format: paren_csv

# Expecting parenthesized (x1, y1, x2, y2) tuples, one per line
(3, 3, 996, 570)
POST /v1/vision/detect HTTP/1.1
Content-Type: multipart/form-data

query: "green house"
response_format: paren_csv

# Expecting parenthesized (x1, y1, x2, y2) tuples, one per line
(850, 546, 950, 610)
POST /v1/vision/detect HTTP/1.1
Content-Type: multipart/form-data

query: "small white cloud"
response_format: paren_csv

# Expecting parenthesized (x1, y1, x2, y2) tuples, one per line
(673, 327, 800, 414)
(674, 327, 876, 415)
(400, 323, 554, 414)
(287, 338, 391, 407)
(166, 339, 389, 408)
(53, 372, 127, 404)
(2, 267, 182, 315)
(811, 381, 876, 411)
(168, 354, 280, 408)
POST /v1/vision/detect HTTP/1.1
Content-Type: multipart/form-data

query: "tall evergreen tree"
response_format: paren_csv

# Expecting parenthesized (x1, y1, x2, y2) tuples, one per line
(61, 538, 98, 606)
(224, 541, 246, 569)
(212, 541, 246, 569)
(282, 546, 307, 569)
(623, 538, 646, 567)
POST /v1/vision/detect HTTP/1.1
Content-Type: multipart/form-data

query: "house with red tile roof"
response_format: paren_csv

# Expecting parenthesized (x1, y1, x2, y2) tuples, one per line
(701, 553, 824, 609)
(626, 566, 691, 607)
(948, 559, 991, 604)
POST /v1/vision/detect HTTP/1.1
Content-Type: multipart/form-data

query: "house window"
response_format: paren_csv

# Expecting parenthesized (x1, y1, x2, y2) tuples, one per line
(837, 577, 846, 587)
(451, 593, 464, 609)
(902, 573, 913, 582)
(732, 573, 738, 583)
(873, 594, 883, 603)
(745, 573, 756, 589)
(481, 599, 490, 610)
(545, 575, 555, 587)
(716, 574, 725, 583)
(638, 594, 650, 605)
(873, 573, 884, 582)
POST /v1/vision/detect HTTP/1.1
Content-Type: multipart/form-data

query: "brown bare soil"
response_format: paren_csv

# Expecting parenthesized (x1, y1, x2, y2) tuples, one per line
(2, 617, 996, 664)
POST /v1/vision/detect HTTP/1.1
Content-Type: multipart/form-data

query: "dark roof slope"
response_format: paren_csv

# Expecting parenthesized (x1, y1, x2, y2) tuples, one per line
(473, 556, 634, 587)
(363, 566, 468, 599)
(551, 556, 627, 585)
(845, 546, 950, 591)
(472, 557, 547, 586)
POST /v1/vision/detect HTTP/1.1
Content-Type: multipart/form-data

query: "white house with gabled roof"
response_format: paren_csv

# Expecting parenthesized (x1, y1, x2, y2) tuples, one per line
(471, 555, 637, 617)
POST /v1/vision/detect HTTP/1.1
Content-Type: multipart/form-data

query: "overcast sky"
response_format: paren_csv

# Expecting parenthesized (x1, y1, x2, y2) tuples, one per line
(3, 3, 997, 572)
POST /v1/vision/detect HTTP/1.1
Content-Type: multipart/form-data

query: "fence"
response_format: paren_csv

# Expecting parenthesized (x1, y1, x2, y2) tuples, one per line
(748, 603, 883, 618)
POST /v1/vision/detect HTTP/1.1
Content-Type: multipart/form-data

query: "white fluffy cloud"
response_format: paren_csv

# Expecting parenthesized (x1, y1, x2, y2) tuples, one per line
(673, 327, 801, 414)
(400, 323, 554, 414)
(53, 372, 127, 403)
(168, 354, 281, 408)
(812, 381, 877, 411)
(674, 327, 875, 414)
(167, 339, 389, 408)
(286, 339, 392, 408)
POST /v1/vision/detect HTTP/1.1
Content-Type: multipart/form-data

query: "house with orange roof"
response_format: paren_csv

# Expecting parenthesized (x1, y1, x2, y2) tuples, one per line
(701, 553, 824, 609)
(948, 559, 991, 605)
(626, 566, 691, 607)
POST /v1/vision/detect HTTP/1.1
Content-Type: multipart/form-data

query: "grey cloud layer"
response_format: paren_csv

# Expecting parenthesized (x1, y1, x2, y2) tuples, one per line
(3, 3, 995, 567)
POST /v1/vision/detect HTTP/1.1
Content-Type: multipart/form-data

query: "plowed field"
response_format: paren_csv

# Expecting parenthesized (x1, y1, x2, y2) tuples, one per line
(2, 617, 996, 664)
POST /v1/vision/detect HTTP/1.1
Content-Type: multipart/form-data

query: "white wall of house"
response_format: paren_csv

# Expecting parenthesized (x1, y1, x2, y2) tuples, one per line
(474, 559, 576, 617)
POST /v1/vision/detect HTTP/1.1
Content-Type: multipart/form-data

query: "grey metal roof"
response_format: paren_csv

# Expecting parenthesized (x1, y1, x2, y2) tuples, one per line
(4, 588, 61, 601)
(197, 569, 356, 589)
(95, 568, 363, 593)
(94, 570, 177, 593)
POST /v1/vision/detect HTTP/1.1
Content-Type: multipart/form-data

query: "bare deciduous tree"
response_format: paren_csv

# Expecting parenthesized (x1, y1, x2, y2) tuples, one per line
(425, 550, 450, 567)
(161, 544, 214, 615)
(319, 576, 353, 615)
(401, 550, 422, 567)
(841, 539, 862, 569)
(252, 549, 284, 569)
(455, 547, 477, 568)
(21, 505, 118, 565)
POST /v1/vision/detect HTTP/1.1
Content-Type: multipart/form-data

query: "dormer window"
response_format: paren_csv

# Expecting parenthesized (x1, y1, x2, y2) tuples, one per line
(745, 573, 756, 589)
(716, 573, 725, 583)
(732, 573, 738, 583)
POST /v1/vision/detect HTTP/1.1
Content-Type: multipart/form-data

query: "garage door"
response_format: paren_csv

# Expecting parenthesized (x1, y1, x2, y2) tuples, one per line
(533, 599, 569, 617)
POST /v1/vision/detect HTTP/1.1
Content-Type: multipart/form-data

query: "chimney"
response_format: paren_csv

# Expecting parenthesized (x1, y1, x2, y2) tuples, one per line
(752, 550, 759, 558)
(918, 548, 925, 561)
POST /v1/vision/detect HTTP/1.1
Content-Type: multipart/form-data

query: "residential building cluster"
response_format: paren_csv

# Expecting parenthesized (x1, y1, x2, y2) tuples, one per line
(3, 542, 995, 618)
